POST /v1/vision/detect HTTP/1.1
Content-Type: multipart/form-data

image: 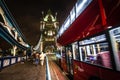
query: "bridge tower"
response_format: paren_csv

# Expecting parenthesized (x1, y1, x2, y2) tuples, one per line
(34, 10, 59, 53)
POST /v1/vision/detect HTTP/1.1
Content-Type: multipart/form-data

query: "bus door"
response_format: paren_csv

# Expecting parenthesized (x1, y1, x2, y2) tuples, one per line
(72, 42, 80, 60)
(66, 46, 73, 75)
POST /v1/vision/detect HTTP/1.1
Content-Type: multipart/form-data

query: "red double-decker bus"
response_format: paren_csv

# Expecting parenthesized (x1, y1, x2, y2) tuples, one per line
(56, 0, 120, 80)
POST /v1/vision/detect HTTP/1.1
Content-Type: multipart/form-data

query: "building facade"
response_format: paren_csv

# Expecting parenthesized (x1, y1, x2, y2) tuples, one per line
(34, 10, 59, 53)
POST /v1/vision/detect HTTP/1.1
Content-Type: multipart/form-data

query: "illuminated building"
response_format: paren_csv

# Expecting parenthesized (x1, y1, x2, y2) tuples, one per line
(34, 10, 59, 53)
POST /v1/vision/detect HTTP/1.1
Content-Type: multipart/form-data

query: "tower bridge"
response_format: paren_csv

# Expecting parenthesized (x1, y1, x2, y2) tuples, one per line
(0, 0, 120, 80)
(34, 10, 59, 53)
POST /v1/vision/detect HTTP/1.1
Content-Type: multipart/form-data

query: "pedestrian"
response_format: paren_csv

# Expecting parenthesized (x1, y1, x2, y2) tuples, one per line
(39, 52, 45, 66)
(35, 52, 39, 66)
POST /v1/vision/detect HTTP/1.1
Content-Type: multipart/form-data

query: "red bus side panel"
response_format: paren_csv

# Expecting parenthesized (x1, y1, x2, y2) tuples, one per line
(61, 57, 67, 72)
(73, 60, 120, 80)
(100, 68, 120, 80)
(73, 60, 99, 80)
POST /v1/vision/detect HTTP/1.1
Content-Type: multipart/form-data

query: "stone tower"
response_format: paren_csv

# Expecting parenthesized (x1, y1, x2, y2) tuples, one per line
(34, 10, 59, 53)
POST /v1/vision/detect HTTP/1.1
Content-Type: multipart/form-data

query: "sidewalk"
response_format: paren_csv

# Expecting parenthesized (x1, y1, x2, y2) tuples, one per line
(0, 60, 46, 80)
(0, 54, 69, 80)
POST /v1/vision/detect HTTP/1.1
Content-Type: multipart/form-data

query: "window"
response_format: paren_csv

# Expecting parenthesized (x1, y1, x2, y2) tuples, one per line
(79, 34, 112, 69)
(72, 42, 79, 60)
(109, 26, 120, 71)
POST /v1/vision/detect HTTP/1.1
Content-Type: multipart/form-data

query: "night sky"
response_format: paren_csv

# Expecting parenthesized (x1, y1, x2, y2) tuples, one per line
(4, 0, 76, 46)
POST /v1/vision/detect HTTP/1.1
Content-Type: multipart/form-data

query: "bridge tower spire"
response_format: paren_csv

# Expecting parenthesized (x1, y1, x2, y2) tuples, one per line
(34, 10, 59, 53)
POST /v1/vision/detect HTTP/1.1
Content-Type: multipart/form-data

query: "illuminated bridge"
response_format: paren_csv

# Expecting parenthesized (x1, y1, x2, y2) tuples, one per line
(0, 0, 120, 80)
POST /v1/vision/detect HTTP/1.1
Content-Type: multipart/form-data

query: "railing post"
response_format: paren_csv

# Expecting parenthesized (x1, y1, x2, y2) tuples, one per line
(46, 56, 51, 80)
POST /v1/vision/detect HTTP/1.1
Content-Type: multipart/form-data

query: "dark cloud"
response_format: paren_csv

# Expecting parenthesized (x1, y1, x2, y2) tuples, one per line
(4, 0, 76, 46)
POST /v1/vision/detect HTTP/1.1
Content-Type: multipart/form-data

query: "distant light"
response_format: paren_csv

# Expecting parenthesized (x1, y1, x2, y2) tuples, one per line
(26, 44, 30, 47)
(77, 0, 87, 13)
(108, 26, 112, 29)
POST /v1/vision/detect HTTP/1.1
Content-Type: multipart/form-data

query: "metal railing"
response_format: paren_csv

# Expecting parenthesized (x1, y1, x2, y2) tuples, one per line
(0, 56, 24, 70)
(46, 56, 51, 80)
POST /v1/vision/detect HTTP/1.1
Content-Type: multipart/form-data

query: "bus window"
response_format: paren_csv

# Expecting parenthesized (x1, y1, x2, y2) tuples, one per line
(95, 42, 111, 68)
(79, 46, 86, 61)
(61, 47, 66, 57)
(109, 26, 120, 71)
(79, 34, 112, 69)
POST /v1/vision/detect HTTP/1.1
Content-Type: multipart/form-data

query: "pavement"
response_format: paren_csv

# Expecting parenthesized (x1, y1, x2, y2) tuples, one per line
(0, 54, 69, 80)
(0, 60, 46, 80)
